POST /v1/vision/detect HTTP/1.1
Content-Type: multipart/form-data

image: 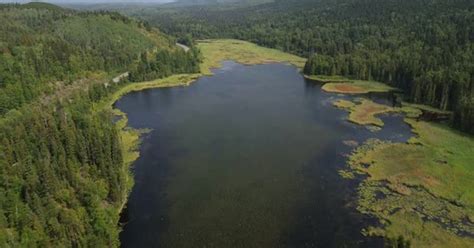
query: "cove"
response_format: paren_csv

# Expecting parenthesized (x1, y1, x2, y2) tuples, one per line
(116, 61, 412, 247)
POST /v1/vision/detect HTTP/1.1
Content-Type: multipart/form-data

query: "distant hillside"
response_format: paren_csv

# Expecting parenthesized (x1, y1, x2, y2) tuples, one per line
(0, 3, 174, 115)
(171, 0, 273, 7)
(19, 2, 65, 10)
(180, 0, 273, 3)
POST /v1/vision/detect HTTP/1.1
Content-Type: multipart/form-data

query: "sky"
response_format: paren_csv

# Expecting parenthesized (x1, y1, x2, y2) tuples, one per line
(0, 0, 175, 3)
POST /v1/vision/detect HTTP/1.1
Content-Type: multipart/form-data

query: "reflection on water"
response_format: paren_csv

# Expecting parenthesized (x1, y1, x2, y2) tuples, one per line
(116, 61, 412, 247)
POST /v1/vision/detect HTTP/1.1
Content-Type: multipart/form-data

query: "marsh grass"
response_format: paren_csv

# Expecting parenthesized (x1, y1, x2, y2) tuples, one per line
(322, 80, 395, 94)
(333, 99, 397, 127)
(330, 94, 474, 246)
(197, 39, 306, 74)
(346, 120, 474, 247)
(305, 74, 395, 94)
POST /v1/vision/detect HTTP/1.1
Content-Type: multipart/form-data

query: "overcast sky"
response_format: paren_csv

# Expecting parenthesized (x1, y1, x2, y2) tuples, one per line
(0, 0, 175, 3)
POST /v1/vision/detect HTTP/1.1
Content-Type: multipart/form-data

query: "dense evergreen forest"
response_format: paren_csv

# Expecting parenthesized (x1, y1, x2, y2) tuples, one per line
(0, 3, 200, 246)
(123, 0, 474, 134)
(0, 2, 155, 115)
(0, 80, 126, 246)
(0, 0, 472, 246)
(129, 47, 201, 82)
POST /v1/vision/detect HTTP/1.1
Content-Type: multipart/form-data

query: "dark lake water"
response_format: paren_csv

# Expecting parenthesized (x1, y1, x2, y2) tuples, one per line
(116, 61, 412, 247)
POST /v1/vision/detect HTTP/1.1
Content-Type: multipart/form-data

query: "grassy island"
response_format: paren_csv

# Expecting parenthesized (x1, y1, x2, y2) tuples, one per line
(304, 75, 395, 94)
(322, 80, 395, 94)
(333, 99, 396, 127)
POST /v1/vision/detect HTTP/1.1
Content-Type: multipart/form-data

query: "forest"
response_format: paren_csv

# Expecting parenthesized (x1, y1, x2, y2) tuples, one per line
(0, 80, 126, 246)
(0, 0, 473, 247)
(129, 47, 201, 82)
(123, 0, 474, 134)
(0, 2, 156, 115)
(0, 3, 200, 246)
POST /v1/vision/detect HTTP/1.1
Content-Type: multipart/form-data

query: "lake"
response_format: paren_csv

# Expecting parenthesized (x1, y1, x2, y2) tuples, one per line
(116, 61, 412, 247)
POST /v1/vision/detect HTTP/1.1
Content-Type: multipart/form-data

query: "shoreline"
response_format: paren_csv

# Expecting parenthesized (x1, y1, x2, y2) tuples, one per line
(97, 74, 201, 218)
(106, 39, 473, 246)
(105, 39, 307, 231)
(328, 93, 474, 246)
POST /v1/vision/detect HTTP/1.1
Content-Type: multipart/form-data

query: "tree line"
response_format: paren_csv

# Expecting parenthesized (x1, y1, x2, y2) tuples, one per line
(129, 47, 202, 82)
(126, 0, 474, 134)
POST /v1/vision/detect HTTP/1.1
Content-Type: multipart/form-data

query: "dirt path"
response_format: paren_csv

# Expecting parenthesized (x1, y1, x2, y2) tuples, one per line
(176, 43, 190, 52)
(112, 72, 129, 83)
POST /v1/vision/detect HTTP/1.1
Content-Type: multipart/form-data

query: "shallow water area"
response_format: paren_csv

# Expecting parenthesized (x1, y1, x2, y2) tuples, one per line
(116, 61, 413, 247)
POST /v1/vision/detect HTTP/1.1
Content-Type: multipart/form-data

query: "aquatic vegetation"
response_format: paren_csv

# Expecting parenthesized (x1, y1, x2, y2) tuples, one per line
(322, 80, 395, 94)
(347, 120, 474, 247)
(338, 169, 356, 179)
(333, 99, 356, 109)
(98, 73, 200, 166)
(343, 140, 359, 147)
(333, 99, 397, 127)
(331, 95, 474, 246)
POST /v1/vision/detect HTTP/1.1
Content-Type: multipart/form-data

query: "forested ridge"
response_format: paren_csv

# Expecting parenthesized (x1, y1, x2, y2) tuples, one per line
(124, 0, 474, 134)
(0, 2, 198, 115)
(0, 3, 200, 246)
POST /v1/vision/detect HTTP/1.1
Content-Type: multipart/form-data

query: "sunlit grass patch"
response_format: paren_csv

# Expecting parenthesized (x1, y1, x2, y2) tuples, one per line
(333, 99, 397, 127)
(333, 99, 356, 109)
(322, 80, 395, 94)
(305, 73, 394, 94)
(197, 39, 306, 74)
